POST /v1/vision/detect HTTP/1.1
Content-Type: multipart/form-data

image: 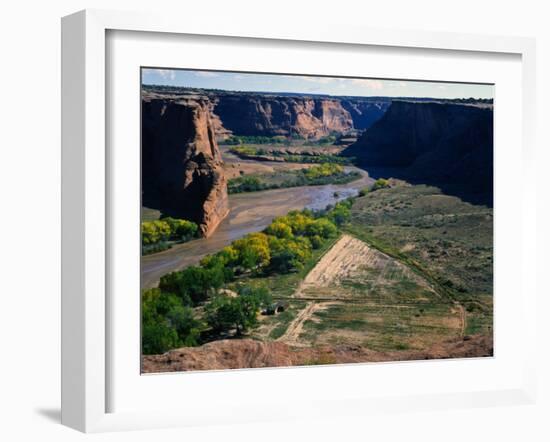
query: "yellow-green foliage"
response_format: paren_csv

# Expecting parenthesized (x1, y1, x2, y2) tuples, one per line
(273, 211, 315, 236)
(264, 221, 293, 239)
(141, 220, 171, 245)
(230, 145, 259, 156)
(304, 163, 344, 180)
(141, 218, 198, 246)
(232, 232, 272, 270)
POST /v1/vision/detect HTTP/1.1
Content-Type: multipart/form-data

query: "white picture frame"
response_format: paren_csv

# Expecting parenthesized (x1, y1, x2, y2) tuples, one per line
(61, 9, 538, 433)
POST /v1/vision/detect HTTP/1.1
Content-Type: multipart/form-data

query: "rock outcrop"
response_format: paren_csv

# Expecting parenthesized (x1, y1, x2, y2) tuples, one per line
(142, 335, 493, 373)
(212, 94, 354, 139)
(343, 101, 493, 203)
(142, 93, 229, 236)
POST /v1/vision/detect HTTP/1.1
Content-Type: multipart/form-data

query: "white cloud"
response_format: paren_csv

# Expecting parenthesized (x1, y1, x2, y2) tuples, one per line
(143, 69, 176, 81)
(281, 74, 334, 84)
(349, 78, 384, 90)
(302, 76, 333, 84)
(194, 71, 219, 78)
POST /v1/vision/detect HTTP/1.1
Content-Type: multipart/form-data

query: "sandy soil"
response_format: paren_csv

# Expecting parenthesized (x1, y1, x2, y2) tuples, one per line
(298, 234, 381, 292)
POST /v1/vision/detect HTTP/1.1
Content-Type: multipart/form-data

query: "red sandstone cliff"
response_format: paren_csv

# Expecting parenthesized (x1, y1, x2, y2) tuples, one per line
(142, 93, 229, 237)
(211, 94, 354, 139)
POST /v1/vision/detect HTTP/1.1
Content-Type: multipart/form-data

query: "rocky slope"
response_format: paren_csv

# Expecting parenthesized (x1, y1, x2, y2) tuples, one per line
(343, 101, 493, 203)
(212, 94, 354, 139)
(142, 335, 493, 373)
(141, 93, 229, 236)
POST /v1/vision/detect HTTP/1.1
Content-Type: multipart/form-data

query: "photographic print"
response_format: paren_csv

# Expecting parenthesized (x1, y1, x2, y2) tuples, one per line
(140, 69, 493, 373)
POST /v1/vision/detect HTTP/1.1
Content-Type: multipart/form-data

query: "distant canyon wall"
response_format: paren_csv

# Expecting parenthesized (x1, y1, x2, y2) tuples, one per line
(141, 94, 229, 236)
(209, 93, 390, 139)
(211, 95, 353, 139)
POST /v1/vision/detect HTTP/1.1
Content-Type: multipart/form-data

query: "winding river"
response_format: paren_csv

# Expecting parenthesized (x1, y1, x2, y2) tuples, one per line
(140, 166, 373, 289)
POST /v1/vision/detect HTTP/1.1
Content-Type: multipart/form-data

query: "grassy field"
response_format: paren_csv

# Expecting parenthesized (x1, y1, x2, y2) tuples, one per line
(345, 183, 493, 303)
(344, 182, 493, 343)
(232, 182, 492, 353)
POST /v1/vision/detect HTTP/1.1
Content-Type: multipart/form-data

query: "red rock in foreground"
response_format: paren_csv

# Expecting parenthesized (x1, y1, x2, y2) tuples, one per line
(142, 335, 493, 373)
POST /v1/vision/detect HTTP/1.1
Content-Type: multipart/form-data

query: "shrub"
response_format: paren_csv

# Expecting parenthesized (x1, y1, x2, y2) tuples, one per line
(141, 218, 198, 247)
(358, 187, 370, 197)
(327, 201, 352, 226)
(141, 220, 171, 245)
(162, 217, 198, 241)
(372, 178, 390, 190)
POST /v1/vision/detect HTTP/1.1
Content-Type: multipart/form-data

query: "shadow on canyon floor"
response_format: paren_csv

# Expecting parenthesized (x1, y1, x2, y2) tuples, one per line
(363, 166, 493, 208)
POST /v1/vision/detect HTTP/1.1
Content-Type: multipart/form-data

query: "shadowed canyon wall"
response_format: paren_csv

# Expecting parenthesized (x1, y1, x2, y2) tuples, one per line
(343, 101, 494, 204)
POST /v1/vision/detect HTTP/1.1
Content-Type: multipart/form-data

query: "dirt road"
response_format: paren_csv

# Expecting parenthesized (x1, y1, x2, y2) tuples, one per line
(277, 301, 335, 346)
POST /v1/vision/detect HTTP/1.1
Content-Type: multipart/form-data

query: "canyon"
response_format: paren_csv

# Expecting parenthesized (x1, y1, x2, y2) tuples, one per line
(141, 86, 493, 242)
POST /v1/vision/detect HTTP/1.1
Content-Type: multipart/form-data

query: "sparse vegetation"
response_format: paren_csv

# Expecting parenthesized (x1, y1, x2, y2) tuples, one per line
(228, 145, 352, 164)
(372, 178, 391, 190)
(228, 163, 360, 194)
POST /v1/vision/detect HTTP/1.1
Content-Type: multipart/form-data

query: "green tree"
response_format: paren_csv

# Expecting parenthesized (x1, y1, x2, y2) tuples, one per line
(166, 304, 203, 347)
(141, 288, 204, 353)
(158, 265, 227, 306)
(265, 221, 293, 239)
(232, 232, 271, 271)
(305, 218, 337, 239)
(141, 289, 181, 354)
(204, 286, 271, 336)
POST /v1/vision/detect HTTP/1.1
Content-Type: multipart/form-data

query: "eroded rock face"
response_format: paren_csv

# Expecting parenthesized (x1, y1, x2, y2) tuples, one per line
(343, 101, 494, 203)
(142, 93, 229, 237)
(212, 95, 354, 139)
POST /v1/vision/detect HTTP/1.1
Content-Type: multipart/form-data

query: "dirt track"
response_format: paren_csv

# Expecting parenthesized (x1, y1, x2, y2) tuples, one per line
(278, 301, 336, 346)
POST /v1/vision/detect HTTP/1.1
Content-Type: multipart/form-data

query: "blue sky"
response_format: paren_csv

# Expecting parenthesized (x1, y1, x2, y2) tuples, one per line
(142, 68, 493, 99)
